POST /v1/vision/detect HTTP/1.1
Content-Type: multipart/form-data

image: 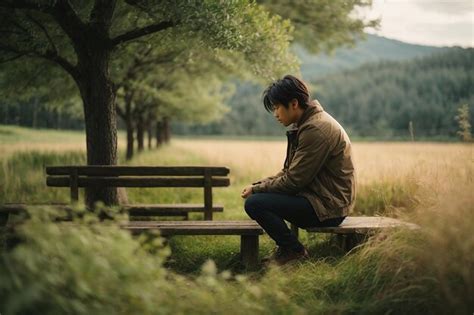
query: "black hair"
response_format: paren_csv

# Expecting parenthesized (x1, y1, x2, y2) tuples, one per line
(262, 75, 311, 113)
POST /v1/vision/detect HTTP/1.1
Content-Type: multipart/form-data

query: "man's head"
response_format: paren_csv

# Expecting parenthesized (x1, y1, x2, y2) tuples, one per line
(262, 75, 311, 127)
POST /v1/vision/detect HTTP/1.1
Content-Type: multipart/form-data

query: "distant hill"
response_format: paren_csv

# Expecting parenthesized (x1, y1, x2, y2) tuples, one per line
(297, 34, 447, 81)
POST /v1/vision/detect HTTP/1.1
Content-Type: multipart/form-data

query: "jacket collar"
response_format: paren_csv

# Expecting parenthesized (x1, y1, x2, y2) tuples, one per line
(294, 99, 324, 128)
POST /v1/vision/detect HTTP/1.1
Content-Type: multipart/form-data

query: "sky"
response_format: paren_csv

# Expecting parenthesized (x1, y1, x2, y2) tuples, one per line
(363, 0, 474, 47)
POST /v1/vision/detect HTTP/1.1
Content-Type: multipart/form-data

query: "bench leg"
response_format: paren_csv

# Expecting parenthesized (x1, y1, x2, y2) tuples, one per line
(336, 234, 347, 251)
(337, 233, 366, 252)
(241, 235, 259, 269)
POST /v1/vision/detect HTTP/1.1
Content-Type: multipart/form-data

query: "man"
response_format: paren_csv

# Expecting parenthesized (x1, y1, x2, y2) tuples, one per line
(241, 75, 356, 265)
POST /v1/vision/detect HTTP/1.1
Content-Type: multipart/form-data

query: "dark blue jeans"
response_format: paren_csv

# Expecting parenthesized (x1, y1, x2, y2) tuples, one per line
(244, 192, 345, 252)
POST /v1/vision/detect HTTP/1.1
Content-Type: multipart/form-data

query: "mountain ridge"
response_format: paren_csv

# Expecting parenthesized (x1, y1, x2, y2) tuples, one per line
(297, 33, 448, 81)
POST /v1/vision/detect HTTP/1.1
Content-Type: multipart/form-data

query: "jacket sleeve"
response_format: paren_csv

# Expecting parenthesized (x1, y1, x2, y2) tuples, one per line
(252, 125, 331, 194)
(251, 169, 286, 185)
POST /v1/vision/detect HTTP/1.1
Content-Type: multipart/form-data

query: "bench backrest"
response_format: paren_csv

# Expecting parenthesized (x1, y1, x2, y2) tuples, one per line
(46, 166, 230, 220)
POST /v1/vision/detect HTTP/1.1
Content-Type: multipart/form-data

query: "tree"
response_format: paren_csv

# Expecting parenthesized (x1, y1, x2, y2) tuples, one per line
(455, 104, 472, 142)
(0, 0, 295, 206)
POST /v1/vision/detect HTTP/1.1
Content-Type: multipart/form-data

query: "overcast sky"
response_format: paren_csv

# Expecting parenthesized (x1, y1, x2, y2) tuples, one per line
(364, 0, 473, 47)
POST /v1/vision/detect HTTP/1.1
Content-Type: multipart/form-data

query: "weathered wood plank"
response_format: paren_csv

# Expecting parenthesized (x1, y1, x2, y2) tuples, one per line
(126, 220, 262, 226)
(46, 176, 230, 188)
(305, 216, 419, 234)
(122, 220, 264, 235)
(46, 166, 230, 176)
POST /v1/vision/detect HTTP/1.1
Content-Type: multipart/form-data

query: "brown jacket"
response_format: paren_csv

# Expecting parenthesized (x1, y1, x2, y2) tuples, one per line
(251, 100, 356, 221)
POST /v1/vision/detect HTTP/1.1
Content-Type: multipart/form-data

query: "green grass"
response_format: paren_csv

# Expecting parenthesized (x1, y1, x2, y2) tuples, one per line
(1, 126, 473, 314)
(0, 125, 85, 145)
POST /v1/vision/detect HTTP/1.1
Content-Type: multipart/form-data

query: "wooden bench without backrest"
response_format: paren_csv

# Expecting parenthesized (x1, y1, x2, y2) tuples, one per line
(123, 220, 263, 268)
(45, 166, 230, 220)
(296, 216, 420, 251)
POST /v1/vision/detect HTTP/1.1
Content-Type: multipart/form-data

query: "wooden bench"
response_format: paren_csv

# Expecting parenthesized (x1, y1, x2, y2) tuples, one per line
(294, 216, 420, 251)
(122, 220, 264, 268)
(45, 165, 230, 220)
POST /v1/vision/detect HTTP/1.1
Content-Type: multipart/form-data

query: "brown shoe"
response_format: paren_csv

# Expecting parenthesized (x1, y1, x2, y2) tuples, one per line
(263, 246, 309, 266)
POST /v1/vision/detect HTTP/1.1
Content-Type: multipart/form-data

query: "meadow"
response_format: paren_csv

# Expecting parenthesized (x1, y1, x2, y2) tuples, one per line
(0, 125, 473, 314)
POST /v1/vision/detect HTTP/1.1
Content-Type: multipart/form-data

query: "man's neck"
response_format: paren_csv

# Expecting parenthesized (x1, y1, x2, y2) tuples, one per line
(293, 107, 306, 126)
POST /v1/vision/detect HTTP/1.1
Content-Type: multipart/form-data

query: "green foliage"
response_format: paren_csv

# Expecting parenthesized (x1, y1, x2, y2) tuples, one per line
(455, 103, 472, 142)
(0, 207, 171, 315)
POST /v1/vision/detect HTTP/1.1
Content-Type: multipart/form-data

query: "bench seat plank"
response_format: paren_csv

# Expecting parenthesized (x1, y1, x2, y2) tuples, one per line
(122, 220, 264, 236)
(305, 216, 419, 234)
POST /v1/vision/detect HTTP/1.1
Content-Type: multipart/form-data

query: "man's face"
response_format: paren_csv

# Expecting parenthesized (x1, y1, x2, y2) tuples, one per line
(272, 101, 299, 127)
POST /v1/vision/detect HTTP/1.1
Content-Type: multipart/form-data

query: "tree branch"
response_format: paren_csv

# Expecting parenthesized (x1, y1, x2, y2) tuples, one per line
(109, 20, 175, 47)
(25, 13, 58, 54)
(0, 42, 79, 80)
(50, 0, 86, 47)
(44, 50, 79, 80)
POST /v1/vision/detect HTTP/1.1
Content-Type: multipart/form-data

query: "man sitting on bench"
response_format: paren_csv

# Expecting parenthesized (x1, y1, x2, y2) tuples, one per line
(241, 75, 356, 265)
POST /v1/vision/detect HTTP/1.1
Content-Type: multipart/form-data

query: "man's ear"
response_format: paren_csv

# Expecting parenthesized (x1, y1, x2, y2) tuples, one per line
(290, 99, 299, 109)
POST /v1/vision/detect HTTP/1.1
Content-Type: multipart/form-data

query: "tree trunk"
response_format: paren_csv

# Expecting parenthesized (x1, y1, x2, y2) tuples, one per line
(77, 49, 119, 208)
(163, 116, 171, 143)
(136, 113, 145, 152)
(126, 118, 134, 160)
(147, 119, 153, 149)
(155, 120, 163, 147)
(32, 98, 38, 128)
(56, 109, 61, 129)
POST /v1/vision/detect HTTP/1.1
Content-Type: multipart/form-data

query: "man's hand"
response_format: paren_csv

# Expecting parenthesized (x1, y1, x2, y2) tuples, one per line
(241, 185, 254, 199)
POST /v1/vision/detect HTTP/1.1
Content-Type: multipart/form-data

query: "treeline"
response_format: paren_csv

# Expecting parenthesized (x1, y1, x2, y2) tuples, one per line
(173, 47, 473, 139)
(1, 101, 84, 130)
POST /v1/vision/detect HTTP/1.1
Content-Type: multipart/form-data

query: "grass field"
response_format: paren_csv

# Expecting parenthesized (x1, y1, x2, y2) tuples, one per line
(1, 125, 473, 314)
